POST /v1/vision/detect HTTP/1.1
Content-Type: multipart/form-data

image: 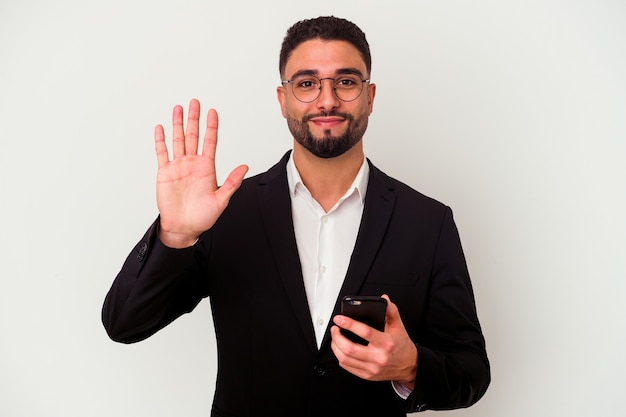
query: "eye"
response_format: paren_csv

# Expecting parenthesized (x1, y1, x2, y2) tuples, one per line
(295, 78, 319, 90)
(336, 77, 359, 89)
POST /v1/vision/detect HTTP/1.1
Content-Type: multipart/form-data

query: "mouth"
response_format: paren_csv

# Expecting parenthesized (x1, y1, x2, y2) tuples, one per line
(308, 116, 347, 129)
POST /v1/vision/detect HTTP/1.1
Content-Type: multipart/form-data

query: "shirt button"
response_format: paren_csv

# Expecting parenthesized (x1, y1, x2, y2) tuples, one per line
(320, 265, 326, 273)
(317, 318, 324, 326)
(321, 216, 328, 224)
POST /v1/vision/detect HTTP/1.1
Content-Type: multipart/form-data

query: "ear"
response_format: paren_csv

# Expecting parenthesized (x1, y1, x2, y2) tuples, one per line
(277, 85, 287, 118)
(367, 83, 376, 115)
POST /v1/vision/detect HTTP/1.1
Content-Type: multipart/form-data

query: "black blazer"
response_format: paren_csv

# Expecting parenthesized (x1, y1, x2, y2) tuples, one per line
(102, 152, 490, 416)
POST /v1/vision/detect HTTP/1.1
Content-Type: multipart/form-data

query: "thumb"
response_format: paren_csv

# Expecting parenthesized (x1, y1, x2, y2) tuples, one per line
(217, 164, 249, 199)
(381, 294, 402, 329)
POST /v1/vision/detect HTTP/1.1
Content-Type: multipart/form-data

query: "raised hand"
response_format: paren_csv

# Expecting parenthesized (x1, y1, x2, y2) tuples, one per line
(154, 99, 248, 248)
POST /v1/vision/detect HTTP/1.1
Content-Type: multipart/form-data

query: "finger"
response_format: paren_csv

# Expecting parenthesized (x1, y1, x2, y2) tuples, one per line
(331, 324, 366, 351)
(381, 294, 401, 328)
(332, 324, 395, 382)
(154, 124, 169, 168)
(216, 164, 249, 200)
(185, 99, 201, 155)
(330, 325, 362, 357)
(333, 315, 379, 345)
(172, 104, 185, 158)
(201, 108, 219, 160)
(330, 326, 371, 370)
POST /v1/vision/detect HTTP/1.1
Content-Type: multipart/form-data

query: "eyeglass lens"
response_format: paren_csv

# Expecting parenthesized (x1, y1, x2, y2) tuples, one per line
(289, 75, 366, 102)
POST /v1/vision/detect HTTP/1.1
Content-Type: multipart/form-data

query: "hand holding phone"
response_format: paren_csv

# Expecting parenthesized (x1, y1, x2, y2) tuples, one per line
(340, 296, 388, 345)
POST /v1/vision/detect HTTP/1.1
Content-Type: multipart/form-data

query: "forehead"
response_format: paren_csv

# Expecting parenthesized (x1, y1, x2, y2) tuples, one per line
(284, 39, 367, 78)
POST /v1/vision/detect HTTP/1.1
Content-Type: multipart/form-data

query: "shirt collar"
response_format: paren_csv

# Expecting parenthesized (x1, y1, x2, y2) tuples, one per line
(286, 151, 369, 205)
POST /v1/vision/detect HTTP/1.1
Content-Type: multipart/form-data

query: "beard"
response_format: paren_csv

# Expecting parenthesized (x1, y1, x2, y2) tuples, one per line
(286, 111, 369, 159)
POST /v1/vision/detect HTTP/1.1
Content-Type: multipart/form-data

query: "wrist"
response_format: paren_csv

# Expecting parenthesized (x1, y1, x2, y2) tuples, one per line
(158, 228, 199, 249)
(396, 344, 418, 390)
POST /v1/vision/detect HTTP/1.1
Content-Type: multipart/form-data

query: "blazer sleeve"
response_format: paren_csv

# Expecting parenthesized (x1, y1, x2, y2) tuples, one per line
(101, 218, 210, 343)
(406, 207, 490, 411)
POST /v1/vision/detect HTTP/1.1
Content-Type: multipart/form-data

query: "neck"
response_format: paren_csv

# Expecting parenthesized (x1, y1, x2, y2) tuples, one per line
(292, 142, 364, 212)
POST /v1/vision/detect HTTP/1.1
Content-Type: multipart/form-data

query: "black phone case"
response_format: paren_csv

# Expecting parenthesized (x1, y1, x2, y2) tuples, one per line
(340, 296, 387, 345)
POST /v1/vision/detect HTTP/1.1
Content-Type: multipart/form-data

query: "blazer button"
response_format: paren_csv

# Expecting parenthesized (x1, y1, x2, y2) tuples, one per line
(136, 242, 148, 262)
(313, 365, 326, 377)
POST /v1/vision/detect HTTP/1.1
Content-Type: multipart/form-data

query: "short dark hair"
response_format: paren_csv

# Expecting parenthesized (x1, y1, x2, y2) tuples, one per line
(279, 16, 371, 78)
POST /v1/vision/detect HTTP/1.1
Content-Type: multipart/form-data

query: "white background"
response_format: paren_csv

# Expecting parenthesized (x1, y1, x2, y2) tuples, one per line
(1, 1, 624, 416)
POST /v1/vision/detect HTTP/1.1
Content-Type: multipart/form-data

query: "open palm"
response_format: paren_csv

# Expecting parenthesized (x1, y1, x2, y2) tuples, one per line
(155, 99, 248, 248)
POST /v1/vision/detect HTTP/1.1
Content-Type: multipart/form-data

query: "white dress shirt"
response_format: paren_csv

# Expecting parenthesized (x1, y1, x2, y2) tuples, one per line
(286, 154, 412, 400)
(286, 153, 369, 347)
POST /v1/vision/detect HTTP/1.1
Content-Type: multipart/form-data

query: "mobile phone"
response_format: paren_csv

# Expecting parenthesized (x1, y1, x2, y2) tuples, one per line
(340, 296, 388, 345)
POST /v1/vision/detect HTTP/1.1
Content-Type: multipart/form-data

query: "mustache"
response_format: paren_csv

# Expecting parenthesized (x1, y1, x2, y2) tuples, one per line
(302, 111, 354, 122)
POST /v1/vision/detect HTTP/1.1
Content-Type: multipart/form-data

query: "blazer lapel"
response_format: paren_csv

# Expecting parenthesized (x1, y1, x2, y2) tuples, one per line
(257, 152, 318, 353)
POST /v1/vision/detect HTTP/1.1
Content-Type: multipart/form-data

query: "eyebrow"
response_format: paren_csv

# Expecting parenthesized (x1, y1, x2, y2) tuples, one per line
(288, 67, 366, 79)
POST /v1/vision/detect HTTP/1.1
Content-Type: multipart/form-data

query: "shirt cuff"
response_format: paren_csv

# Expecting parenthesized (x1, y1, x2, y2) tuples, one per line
(391, 380, 413, 400)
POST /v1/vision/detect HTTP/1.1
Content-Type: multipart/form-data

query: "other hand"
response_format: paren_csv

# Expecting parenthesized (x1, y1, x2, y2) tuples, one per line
(330, 294, 418, 390)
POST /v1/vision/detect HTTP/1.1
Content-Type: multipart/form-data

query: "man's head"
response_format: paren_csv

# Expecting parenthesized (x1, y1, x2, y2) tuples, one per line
(277, 17, 375, 159)
(279, 16, 371, 80)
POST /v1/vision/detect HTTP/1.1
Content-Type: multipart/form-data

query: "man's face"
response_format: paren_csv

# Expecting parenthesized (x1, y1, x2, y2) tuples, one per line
(277, 39, 376, 159)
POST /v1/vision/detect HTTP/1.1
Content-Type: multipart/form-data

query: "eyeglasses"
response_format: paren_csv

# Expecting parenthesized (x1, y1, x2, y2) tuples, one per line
(281, 74, 370, 103)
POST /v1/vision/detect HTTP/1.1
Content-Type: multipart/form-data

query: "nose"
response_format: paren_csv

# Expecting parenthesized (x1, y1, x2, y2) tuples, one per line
(316, 78, 340, 111)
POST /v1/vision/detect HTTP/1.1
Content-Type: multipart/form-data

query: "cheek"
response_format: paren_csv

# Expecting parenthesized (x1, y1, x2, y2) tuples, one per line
(355, 101, 372, 118)
(283, 101, 309, 120)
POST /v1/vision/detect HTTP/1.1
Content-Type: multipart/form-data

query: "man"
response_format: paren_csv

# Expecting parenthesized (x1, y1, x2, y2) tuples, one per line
(102, 16, 490, 416)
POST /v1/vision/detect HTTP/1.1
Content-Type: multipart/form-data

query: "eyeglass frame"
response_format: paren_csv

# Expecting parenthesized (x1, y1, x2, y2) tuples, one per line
(281, 75, 371, 103)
